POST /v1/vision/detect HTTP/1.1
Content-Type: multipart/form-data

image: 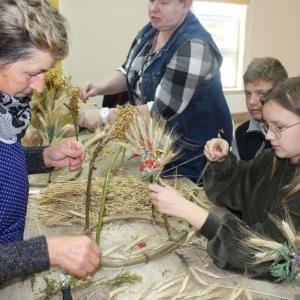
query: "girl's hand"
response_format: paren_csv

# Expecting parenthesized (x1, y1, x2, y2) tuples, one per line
(148, 181, 187, 218)
(148, 180, 209, 230)
(204, 138, 229, 162)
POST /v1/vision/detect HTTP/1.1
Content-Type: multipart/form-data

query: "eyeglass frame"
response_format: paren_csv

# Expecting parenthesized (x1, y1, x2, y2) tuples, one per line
(260, 121, 300, 140)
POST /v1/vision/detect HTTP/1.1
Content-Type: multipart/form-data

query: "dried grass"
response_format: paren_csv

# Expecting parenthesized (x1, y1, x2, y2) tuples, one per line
(239, 225, 283, 263)
(35, 176, 203, 227)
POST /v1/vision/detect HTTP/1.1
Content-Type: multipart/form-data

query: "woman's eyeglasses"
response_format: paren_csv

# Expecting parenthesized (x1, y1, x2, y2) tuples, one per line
(260, 121, 300, 140)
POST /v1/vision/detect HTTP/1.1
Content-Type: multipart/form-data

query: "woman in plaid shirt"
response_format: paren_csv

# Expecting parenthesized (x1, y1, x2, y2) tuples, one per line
(78, 0, 233, 183)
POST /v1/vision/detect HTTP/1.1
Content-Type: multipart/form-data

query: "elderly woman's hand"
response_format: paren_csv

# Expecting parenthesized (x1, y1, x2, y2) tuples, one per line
(46, 235, 101, 277)
(43, 139, 86, 171)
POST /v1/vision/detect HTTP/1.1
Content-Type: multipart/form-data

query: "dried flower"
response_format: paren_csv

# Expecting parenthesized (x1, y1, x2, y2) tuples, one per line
(121, 114, 180, 181)
(110, 104, 136, 140)
(31, 72, 80, 145)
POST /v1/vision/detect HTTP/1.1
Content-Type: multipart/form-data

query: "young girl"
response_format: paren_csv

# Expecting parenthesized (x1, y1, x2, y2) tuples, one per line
(148, 76, 300, 280)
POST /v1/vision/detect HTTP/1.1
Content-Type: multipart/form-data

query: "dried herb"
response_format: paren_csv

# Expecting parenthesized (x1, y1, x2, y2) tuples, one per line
(175, 251, 193, 270)
(269, 242, 297, 283)
(240, 214, 300, 284)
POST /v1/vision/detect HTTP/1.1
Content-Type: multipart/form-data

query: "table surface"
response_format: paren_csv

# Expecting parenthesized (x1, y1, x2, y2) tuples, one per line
(0, 144, 299, 300)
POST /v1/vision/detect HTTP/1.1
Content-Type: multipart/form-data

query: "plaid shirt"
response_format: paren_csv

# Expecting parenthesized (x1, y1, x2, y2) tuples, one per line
(119, 31, 221, 121)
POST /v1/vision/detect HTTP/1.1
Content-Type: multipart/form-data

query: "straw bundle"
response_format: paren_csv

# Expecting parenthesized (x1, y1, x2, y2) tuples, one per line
(35, 176, 203, 227)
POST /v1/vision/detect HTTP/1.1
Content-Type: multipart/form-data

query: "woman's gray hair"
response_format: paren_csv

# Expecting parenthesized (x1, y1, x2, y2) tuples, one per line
(0, 0, 69, 69)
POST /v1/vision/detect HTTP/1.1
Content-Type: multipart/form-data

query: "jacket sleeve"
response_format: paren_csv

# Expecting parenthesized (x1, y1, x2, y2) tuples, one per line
(198, 212, 276, 279)
(24, 146, 54, 175)
(0, 236, 50, 283)
(203, 151, 250, 211)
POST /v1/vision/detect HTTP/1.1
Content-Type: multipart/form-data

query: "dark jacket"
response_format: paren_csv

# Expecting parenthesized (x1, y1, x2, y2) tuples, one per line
(202, 149, 300, 279)
(235, 120, 271, 161)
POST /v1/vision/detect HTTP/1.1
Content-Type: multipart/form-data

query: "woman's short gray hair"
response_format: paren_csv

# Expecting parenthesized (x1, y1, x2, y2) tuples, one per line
(0, 0, 69, 69)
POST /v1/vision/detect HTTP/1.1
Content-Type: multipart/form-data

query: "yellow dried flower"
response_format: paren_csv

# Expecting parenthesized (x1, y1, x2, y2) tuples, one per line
(111, 104, 136, 140)
(31, 71, 80, 145)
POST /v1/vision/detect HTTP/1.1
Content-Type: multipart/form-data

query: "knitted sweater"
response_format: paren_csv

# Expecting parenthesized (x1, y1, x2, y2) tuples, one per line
(0, 147, 52, 283)
(201, 149, 300, 279)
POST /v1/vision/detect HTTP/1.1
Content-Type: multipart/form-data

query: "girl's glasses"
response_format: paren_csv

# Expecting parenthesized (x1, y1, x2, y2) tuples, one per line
(260, 121, 300, 140)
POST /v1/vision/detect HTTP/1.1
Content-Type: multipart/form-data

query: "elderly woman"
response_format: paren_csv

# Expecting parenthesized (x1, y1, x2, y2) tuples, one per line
(77, 0, 233, 184)
(0, 0, 100, 283)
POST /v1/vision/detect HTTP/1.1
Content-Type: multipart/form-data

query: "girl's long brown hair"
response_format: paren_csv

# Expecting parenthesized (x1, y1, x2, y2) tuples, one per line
(261, 76, 300, 202)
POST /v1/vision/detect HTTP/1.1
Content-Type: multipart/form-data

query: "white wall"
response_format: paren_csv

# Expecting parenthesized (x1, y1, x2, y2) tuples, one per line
(227, 0, 300, 113)
(61, 0, 300, 113)
(60, 0, 148, 106)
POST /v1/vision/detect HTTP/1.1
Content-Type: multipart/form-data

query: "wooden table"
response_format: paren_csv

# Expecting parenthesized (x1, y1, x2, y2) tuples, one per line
(0, 146, 299, 300)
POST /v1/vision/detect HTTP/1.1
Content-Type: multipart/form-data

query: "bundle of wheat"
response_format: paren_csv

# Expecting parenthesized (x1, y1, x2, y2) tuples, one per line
(34, 176, 204, 227)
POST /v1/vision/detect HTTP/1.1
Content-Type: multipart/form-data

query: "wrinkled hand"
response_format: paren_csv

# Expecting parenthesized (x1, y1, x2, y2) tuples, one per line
(43, 139, 86, 171)
(148, 181, 189, 218)
(204, 138, 229, 162)
(46, 235, 101, 277)
(77, 109, 102, 129)
(61, 124, 76, 138)
(80, 82, 102, 103)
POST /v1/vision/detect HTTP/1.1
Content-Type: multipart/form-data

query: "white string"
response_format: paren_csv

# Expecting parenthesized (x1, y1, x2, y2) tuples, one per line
(160, 153, 205, 175)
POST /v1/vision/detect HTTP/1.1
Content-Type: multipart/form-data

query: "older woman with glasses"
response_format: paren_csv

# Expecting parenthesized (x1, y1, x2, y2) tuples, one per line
(148, 76, 300, 280)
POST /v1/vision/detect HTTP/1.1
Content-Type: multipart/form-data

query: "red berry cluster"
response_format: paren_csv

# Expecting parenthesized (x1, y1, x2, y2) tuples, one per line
(139, 159, 160, 171)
